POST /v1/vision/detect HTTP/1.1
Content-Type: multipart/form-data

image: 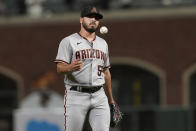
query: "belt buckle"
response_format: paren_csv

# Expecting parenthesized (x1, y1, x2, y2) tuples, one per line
(91, 88, 95, 93)
(92, 87, 98, 93)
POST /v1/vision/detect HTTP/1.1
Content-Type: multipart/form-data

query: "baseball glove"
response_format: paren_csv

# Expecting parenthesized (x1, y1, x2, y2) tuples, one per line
(110, 103, 123, 127)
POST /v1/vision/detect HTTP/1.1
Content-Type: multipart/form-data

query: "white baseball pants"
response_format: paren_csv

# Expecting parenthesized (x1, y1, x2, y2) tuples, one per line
(64, 85, 110, 131)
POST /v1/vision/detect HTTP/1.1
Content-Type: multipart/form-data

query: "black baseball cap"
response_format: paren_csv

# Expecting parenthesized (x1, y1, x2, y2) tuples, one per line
(81, 5, 103, 19)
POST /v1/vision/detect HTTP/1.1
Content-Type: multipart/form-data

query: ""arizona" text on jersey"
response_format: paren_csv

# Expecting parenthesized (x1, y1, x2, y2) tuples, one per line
(75, 49, 106, 62)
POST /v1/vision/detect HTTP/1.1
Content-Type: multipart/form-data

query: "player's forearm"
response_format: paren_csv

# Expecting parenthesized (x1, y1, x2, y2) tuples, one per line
(57, 59, 82, 74)
(57, 63, 72, 74)
(103, 69, 115, 104)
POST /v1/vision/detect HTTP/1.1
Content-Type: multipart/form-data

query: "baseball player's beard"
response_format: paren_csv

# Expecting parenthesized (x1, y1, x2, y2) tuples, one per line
(82, 23, 98, 33)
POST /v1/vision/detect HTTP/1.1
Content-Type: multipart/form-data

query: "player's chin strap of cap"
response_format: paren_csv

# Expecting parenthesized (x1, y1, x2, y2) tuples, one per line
(70, 86, 102, 93)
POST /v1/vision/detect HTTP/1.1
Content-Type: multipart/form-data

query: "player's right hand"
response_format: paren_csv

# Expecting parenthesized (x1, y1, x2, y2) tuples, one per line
(70, 59, 82, 72)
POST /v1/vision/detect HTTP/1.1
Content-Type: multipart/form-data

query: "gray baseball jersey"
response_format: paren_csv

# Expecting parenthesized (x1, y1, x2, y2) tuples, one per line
(55, 33, 111, 131)
(55, 33, 110, 87)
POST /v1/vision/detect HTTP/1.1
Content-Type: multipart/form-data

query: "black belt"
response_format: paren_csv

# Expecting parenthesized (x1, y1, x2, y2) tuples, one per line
(70, 86, 102, 93)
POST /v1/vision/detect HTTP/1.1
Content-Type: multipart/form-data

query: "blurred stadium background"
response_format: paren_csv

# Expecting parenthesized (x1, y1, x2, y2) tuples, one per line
(1, 0, 196, 131)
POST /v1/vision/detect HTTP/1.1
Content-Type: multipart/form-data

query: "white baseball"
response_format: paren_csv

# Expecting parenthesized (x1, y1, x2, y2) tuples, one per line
(100, 26, 108, 34)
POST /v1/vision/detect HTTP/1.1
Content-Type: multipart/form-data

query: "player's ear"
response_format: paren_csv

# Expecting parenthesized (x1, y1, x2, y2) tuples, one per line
(80, 17, 83, 24)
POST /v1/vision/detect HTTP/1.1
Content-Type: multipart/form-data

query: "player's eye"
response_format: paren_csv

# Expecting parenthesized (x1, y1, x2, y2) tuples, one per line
(87, 15, 100, 21)
(94, 16, 100, 21)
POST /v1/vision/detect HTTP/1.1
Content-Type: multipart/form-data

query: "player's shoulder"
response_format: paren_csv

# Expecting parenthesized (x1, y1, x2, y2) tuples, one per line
(61, 33, 78, 41)
(60, 33, 79, 44)
(96, 35, 107, 44)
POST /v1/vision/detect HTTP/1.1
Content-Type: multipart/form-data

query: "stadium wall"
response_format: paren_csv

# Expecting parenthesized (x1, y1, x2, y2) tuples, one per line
(0, 12, 196, 106)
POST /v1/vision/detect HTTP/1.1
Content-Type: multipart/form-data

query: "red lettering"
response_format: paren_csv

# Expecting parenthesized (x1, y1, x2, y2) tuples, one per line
(81, 50, 86, 59)
(96, 50, 100, 59)
(100, 51, 105, 61)
(86, 49, 90, 58)
(75, 51, 80, 59)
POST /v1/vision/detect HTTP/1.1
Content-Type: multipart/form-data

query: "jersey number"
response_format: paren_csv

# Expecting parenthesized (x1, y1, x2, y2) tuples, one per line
(97, 65, 104, 76)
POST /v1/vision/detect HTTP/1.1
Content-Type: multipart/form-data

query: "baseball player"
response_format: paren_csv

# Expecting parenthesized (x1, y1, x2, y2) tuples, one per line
(54, 5, 122, 131)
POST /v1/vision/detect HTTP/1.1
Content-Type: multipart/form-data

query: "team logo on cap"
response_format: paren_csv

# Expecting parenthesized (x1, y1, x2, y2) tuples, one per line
(92, 7, 97, 13)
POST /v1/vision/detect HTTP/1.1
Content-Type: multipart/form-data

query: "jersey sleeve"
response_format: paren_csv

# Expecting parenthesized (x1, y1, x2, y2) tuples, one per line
(54, 38, 72, 64)
(104, 43, 111, 69)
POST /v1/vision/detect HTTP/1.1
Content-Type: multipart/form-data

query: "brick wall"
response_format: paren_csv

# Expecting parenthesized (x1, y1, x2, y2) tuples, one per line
(1, 16, 196, 105)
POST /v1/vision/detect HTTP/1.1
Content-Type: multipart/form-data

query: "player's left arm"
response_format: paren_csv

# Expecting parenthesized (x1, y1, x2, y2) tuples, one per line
(103, 68, 115, 104)
(104, 68, 123, 127)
